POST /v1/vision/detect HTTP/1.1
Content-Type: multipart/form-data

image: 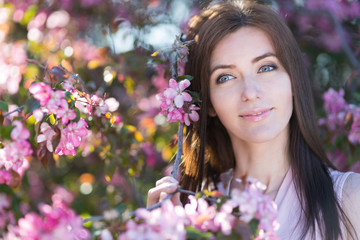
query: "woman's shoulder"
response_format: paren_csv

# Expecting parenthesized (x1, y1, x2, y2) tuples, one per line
(342, 171, 360, 206)
(341, 171, 360, 239)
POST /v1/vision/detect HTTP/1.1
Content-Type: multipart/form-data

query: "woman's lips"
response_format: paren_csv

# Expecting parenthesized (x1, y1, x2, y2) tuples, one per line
(239, 108, 274, 122)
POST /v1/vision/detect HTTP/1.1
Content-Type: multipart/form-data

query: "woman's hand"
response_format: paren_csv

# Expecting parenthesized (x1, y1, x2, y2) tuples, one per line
(147, 176, 182, 208)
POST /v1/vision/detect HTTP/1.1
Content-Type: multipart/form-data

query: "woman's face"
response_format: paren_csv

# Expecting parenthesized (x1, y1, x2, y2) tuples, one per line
(209, 27, 293, 145)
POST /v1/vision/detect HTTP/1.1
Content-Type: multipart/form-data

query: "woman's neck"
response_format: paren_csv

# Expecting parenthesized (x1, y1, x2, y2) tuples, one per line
(232, 137, 290, 200)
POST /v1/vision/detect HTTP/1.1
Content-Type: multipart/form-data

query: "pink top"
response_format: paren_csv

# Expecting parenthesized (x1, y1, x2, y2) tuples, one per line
(274, 168, 352, 239)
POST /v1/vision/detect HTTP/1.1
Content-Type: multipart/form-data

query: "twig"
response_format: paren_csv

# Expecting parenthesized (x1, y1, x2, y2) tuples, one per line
(3, 105, 24, 118)
(171, 122, 184, 179)
(171, 51, 178, 79)
(26, 59, 46, 69)
(83, 215, 105, 223)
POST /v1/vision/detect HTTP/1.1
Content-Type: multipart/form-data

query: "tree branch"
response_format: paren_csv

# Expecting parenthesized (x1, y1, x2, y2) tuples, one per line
(171, 122, 184, 179)
(3, 105, 24, 118)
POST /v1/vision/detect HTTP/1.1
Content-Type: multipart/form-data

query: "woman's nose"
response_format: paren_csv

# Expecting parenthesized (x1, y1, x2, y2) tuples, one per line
(240, 77, 261, 102)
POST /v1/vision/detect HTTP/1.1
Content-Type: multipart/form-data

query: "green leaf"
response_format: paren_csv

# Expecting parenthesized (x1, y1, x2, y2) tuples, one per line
(19, 5, 38, 26)
(0, 125, 15, 140)
(74, 108, 81, 122)
(24, 97, 40, 115)
(176, 75, 194, 81)
(216, 231, 243, 240)
(249, 219, 259, 235)
(65, 91, 75, 102)
(188, 91, 201, 101)
(0, 101, 8, 112)
(186, 226, 213, 240)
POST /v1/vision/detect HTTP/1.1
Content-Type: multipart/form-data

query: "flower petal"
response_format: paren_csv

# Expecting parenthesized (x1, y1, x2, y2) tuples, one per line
(189, 110, 199, 122)
(181, 92, 192, 102)
(179, 79, 190, 91)
(37, 134, 46, 143)
(169, 79, 178, 89)
(174, 95, 184, 108)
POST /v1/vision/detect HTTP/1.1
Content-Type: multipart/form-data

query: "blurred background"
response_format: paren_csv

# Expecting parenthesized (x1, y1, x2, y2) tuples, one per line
(0, 0, 359, 237)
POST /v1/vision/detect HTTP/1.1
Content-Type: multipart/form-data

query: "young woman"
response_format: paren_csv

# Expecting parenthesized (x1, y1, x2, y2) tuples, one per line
(147, 1, 360, 239)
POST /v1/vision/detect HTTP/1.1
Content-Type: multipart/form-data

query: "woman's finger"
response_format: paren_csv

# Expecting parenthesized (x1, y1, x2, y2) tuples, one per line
(156, 176, 178, 186)
(147, 182, 178, 208)
(159, 192, 168, 202)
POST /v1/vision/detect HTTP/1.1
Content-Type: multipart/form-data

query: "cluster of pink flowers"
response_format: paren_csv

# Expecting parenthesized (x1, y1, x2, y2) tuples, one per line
(30, 83, 77, 125)
(319, 88, 360, 145)
(0, 121, 32, 180)
(156, 79, 199, 126)
(4, 187, 90, 240)
(29, 80, 121, 156)
(228, 180, 280, 236)
(0, 42, 27, 95)
(118, 200, 188, 240)
(55, 119, 89, 156)
(119, 179, 279, 240)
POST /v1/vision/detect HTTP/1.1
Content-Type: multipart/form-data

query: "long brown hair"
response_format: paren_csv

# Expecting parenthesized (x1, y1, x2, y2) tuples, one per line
(180, 1, 353, 239)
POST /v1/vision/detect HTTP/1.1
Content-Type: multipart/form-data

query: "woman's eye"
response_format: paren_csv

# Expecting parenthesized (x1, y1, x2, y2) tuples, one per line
(258, 65, 277, 73)
(216, 74, 234, 84)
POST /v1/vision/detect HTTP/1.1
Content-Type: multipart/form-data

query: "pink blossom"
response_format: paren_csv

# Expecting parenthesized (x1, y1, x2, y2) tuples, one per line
(164, 79, 191, 108)
(46, 90, 67, 113)
(229, 179, 279, 234)
(166, 108, 184, 123)
(94, 99, 109, 117)
(320, 88, 348, 131)
(105, 97, 120, 112)
(0, 140, 32, 172)
(184, 196, 218, 232)
(46, 90, 77, 125)
(348, 107, 360, 145)
(52, 187, 74, 208)
(11, 120, 30, 141)
(119, 200, 188, 240)
(29, 82, 52, 106)
(184, 104, 200, 126)
(59, 107, 77, 125)
(157, 78, 199, 126)
(213, 202, 236, 235)
(33, 109, 44, 122)
(27, 11, 48, 30)
(55, 119, 88, 156)
(0, 170, 12, 185)
(114, 115, 122, 124)
(37, 123, 57, 152)
(46, 10, 70, 29)
(7, 202, 90, 240)
(62, 76, 78, 92)
(0, 42, 27, 95)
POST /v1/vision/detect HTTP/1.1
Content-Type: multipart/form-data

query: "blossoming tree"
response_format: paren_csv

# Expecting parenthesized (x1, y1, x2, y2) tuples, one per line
(0, 0, 360, 239)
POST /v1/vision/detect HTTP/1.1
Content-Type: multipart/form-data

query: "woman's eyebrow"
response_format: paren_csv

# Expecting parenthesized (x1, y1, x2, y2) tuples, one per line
(210, 52, 276, 75)
(210, 64, 236, 75)
(251, 52, 276, 63)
